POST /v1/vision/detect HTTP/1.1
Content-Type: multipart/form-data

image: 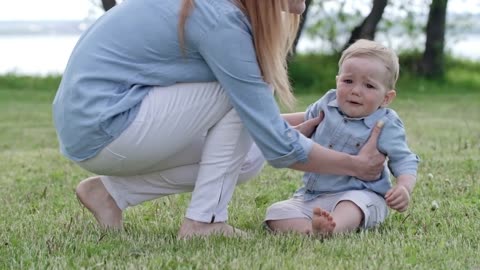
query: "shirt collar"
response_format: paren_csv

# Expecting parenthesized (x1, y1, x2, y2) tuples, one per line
(327, 99, 387, 128)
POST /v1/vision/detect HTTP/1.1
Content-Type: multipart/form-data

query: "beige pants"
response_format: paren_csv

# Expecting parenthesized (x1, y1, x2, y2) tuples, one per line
(78, 82, 265, 223)
(265, 190, 389, 229)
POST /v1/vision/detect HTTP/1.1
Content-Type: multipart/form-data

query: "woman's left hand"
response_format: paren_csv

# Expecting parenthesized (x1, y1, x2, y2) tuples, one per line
(293, 111, 324, 138)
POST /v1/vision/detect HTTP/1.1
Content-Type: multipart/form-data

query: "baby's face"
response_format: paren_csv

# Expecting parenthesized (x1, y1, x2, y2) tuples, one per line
(336, 56, 395, 118)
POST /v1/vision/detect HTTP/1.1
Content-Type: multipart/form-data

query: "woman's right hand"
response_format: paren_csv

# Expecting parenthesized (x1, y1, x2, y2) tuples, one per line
(354, 121, 386, 181)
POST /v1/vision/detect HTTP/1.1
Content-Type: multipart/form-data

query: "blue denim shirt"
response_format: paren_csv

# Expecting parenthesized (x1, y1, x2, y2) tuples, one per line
(52, 0, 312, 166)
(295, 90, 419, 199)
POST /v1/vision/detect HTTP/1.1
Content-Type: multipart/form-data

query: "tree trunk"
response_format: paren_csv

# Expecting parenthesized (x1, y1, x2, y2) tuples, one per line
(102, 0, 117, 11)
(292, 0, 313, 55)
(343, 0, 387, 50)
(419, 0, 448, 78)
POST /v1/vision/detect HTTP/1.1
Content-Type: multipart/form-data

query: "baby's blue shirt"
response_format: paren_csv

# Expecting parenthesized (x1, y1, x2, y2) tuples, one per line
(53, 0, 312, 166)
(295, 90, 420, 199)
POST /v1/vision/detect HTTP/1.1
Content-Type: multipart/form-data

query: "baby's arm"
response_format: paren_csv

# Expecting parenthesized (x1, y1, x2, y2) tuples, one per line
(378, 111, 419, 212)
(385, 174, 416, 212)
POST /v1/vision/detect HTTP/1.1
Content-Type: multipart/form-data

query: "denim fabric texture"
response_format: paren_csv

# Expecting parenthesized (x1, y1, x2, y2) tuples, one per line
(295, 90, 419, 200)
(52, 0, 312, 166)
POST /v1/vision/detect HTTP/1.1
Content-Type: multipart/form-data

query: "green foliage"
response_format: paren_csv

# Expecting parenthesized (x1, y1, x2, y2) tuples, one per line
(397, 52, 480, 91)
(289, 52, 480, 95)
(305, 0, 363, 53)
(288, 53, 340, 94)
(0, 74, 61, 91)
(302, 0, 476, 54)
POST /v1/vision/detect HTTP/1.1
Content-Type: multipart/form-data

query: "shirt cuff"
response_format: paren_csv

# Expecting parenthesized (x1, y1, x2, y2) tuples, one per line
(267, 133, 313, 168)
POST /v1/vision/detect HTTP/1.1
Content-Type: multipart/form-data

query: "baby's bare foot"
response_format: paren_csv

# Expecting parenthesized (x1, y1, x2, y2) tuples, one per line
(76, 176, 123, 230)
(178, 218, 247, 239)
(312, 207, 336, 237)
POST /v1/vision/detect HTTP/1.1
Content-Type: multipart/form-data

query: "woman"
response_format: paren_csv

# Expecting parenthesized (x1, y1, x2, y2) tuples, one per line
(53, 0, 385, 238)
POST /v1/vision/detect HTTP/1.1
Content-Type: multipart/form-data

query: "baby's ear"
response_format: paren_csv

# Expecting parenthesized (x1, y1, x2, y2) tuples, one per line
(382, 89, 396, 107)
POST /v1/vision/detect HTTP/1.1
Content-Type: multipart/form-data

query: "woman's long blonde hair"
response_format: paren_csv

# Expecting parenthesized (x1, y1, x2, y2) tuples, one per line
(178, 0, 300, 110)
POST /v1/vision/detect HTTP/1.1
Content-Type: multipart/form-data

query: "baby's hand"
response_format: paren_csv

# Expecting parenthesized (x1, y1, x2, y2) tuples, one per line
(385, 185, 410, 212)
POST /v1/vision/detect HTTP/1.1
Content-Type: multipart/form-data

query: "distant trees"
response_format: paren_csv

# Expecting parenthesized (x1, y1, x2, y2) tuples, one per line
(419, 0, 449, 77)
(343, 0, 388, 50)
(97, 0, 452, 78)
(293, 0, 453, 78)
(293, 0, 313, 54)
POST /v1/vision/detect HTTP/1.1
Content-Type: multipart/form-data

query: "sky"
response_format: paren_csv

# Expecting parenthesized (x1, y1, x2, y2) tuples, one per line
(0, 0, 99, 21)
(0, 0, 479, 22)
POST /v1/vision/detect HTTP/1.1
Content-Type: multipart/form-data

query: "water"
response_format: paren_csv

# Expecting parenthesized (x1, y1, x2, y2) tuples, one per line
(1, 34, 479, 76)
(0, 35, 78, 75)
(298, 34, 480, 62)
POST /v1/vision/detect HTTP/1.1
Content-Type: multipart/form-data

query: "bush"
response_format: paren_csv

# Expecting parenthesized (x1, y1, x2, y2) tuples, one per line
(0, 74, 61, 91)
(289, 52, 480, 95)
(288, 53, 339, 95)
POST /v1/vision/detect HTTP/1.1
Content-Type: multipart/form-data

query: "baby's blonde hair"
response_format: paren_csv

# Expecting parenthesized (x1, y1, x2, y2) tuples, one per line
(179, 0, 299, 110)
(339, 39, 399, 90)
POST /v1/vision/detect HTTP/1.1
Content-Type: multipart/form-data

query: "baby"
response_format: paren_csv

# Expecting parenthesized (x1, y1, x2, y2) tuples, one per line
(265, 39, 420, 236)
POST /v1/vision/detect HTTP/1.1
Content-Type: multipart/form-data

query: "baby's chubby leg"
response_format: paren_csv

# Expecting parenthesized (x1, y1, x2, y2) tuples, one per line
(266, 202, 362, 236)
(265, 194, 368, 236)
(329, 201, 364, 233)
(312, 201, 363, 236)
(265, 197, 315, 234)
(266, 218, 312, 234)
(313, 189, 389, 236)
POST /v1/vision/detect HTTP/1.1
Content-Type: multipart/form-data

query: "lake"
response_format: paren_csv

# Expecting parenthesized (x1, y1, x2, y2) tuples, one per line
(1, 34, 479, 76)
(0, 35, 78, 75)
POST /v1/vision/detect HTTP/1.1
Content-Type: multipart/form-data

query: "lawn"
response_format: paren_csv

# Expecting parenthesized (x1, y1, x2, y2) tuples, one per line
(0, 73, 479, 269)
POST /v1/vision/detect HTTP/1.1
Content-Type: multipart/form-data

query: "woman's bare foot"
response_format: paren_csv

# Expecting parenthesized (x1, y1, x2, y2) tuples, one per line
(312, 207, 336, 237)
(76, 176, 123, 230)
(178, 218, 247, 239)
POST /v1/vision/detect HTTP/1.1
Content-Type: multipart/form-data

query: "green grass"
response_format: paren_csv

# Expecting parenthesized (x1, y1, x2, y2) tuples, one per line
(1, 62, 479, 269)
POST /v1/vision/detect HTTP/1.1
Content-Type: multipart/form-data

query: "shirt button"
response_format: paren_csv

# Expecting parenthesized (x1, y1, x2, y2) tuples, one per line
(328, 144, 334, 148)
(287, 131, 293, 138)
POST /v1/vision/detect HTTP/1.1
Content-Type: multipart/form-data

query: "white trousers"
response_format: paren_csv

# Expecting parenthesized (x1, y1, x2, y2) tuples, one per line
(78, 82, 265, 223)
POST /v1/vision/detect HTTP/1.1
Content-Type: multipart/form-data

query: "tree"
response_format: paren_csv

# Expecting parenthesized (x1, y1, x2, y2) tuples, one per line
(300, 0, 391, 54)
(101, 0, 117, 11)
(419, 0, 448, 78)
(292, 0, 313, 54)
(343, 0, 388, 50)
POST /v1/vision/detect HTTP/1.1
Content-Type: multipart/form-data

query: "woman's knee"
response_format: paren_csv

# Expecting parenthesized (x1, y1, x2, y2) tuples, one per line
(237, 144, 265, 184)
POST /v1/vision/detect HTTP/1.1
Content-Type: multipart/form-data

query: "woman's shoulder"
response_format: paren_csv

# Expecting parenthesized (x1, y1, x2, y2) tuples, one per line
(195, 0, 250, 28)
(207, 0, 245, 15)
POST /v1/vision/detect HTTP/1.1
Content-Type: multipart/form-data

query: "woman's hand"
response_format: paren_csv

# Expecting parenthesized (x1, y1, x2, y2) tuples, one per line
(354, 121, 386, 181)
(292, 111, 324, 138)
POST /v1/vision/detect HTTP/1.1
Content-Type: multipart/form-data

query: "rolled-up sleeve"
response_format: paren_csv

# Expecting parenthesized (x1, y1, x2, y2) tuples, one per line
(378, 116, 420, 177)
(197, 11, 313, 167)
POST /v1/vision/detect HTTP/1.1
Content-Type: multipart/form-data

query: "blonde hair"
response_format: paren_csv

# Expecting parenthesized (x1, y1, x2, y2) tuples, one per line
(178, 0, 300, 110)
(339, 39, 399, 90)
